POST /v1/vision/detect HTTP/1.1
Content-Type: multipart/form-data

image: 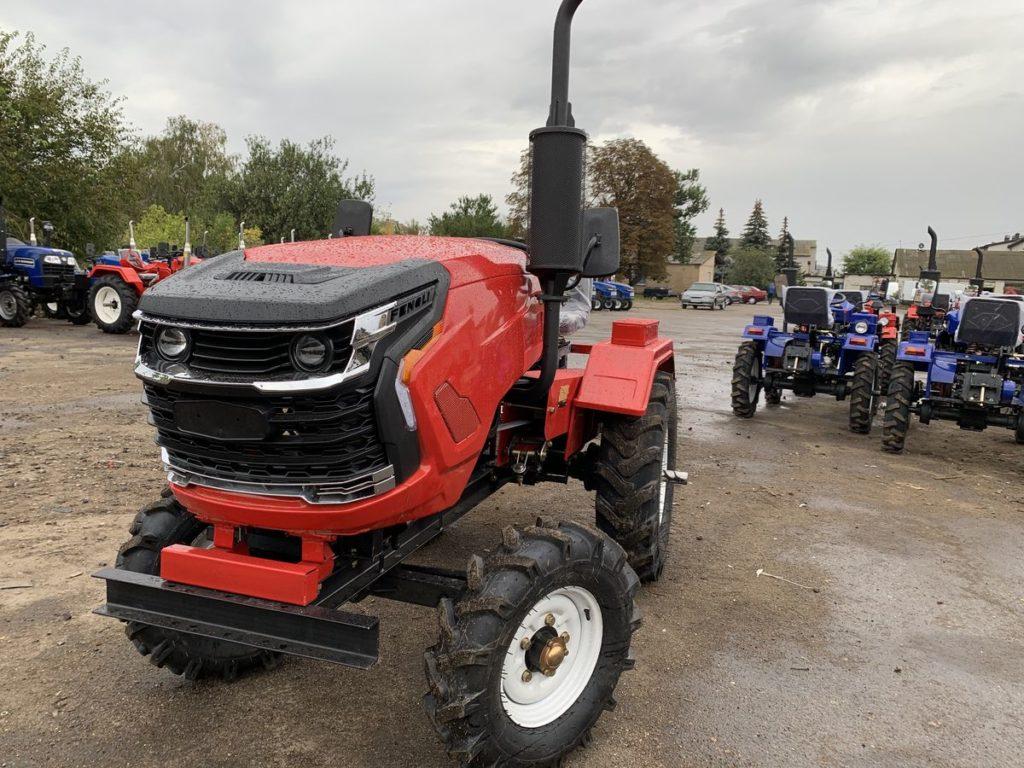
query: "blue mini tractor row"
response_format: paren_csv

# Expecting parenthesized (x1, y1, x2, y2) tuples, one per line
(882, 248, 1024, 452)
(0, 199, 89, 327)
(592, 279, 634, 310)
(731, 285, 887, 433)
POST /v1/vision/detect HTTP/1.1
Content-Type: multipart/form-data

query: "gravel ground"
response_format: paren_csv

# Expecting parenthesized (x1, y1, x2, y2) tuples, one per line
(1, 300, 1022, 768)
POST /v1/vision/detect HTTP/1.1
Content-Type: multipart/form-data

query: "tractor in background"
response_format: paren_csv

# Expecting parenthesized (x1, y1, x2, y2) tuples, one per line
(0, 201, 90, 327)
(731, 284, 884, 433)
(882, 248, 1024, 452)
(592, 279, 633, 310)
(87, 218, 199, 333)
(902, 226, 950, 338)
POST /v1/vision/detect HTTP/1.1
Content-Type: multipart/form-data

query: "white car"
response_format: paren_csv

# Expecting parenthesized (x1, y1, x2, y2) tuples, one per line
(681, 282, 728, 310)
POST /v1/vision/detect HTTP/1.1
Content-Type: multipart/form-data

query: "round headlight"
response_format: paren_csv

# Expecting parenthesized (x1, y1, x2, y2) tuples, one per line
(878, 317, 889, 327)
(156, 327, 190, 361)
(291, 334, 332, 372)
(854, 321, 869, 334)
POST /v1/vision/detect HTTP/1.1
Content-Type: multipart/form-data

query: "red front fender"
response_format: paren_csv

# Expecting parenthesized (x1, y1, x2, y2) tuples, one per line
(87, 264, 146, 295)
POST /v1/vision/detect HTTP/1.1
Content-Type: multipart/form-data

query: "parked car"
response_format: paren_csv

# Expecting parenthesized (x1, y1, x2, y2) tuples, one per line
(722, 285, 743, 305)
(734, 285, 767, 304)
(641, 285, 678, 300)
(681, 281, 729, 310)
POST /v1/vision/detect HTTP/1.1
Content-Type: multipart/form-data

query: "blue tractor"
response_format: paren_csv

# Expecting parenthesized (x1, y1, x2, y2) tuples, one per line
(731, 284, 885, 433)
(591, 279, 633, 310)
(881, 248, 1024, 451)
(0, 201, 89, 327)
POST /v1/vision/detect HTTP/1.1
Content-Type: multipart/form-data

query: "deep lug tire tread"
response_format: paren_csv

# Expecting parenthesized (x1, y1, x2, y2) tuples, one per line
(89, 275, 139, 334)
(731, 341, 760, 418)
(848, 353, 878, 434)
(881, 361, 915, 453)
(115, 493, 281, 680)
(0, 283, 31, 327)
(593, 372, 677, 582)
(423, 520, 640, 767)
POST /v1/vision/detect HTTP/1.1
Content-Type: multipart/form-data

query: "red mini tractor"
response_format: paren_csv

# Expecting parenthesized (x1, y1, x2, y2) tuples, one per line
(95, 3, 684, 766)
(87, 219, 199, 333)
(901, 226, 949, 339)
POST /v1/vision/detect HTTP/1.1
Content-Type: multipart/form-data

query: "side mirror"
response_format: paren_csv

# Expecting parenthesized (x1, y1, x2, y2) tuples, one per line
(580, 207, 620, 278)
(332, 200, 373, 237)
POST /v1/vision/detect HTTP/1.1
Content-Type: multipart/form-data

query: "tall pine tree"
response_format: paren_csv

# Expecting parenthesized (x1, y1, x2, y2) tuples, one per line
(706, 208, 731, 280)
(741, 200, 771, 249)
(776, 216, 791, 270)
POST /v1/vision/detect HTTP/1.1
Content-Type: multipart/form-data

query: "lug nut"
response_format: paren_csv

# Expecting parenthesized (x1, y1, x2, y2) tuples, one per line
(521, 670, 532, 683)
(543, 668, 556, 677)
(544, 613, 556, 626)
(560, 632, 569, 643)
(520, 637, 531, 650)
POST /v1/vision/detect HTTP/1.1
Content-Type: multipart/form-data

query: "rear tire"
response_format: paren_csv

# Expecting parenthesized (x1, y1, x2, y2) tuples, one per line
(1015, 414, 1024, 445)
(731, 341, 761, 418)
(0, 283, 31, 327)
(115, 493, 281, 680)
(424, 520, 639, 768)
(848, 354, 879, 434)
(593, 371, 677, 582)
(882, 362, 915, 453)
(89, 275, 138, 334)
(591, 298, 602, 311)
(621, 299, 632, 311)
(601, 298, 615, 311)
(65, 300, 91, 325)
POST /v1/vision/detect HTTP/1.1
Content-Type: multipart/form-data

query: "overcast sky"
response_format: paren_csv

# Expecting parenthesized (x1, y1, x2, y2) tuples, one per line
(2, 0, 1022, 265)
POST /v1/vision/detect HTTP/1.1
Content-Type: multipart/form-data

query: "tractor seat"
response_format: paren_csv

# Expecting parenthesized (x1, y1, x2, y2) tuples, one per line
(782, 286, 835, 329)
(955, 297, 1024, 349)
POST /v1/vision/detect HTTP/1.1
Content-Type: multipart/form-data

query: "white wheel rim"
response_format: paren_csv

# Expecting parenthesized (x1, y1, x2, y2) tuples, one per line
(0, 292, 15, 319)
(500, 586, 603, 728)
(94, 286, 122, 324)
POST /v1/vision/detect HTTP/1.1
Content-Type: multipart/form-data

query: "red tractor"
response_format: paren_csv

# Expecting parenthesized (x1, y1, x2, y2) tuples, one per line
(87, 219, 199, 333)
(95, 3, 684, 766)
(901, 226, 949, 339)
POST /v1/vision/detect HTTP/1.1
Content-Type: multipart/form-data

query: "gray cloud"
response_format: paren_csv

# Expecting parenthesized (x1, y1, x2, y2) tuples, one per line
(2, 0, 1021, 261)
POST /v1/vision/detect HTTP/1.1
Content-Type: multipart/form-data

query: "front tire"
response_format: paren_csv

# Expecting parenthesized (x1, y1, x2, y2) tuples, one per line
(848, 353, 879, 434)
(601, 297, 615, 311)
(0, 284, 31, 327)
(115, 493, 281, 680)
(89, 275, 138, 334)
(731, 341, 761, 418)
(621, 299, 632, 311)
(591, 298, 602, 311)
(424, 520, 640, 768)
(593, 371, 677, 582)
(881, 362, 915, 453)
(877, 340, 897, 395)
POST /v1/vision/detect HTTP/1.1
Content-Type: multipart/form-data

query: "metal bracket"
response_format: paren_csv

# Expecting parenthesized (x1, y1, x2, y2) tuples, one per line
(663, 469, 689, 485)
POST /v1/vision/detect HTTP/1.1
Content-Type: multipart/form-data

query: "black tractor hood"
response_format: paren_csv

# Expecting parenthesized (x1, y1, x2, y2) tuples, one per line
(138, 251, 449, 325)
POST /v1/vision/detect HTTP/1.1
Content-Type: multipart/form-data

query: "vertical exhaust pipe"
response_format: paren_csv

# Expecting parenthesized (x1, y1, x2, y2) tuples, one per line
(238, 221, 246, 250)
(29, 217, 37, 246)
(919, 226, 941, 299)
(970, 247, 985, 292)
(182, 216, 193, 268)
(781, 232, 798, 286)
(290, 228, 296, 243)
(517, 0, 587, 399)
(128, 220, 137, 252)
(823, 247, 834, 288)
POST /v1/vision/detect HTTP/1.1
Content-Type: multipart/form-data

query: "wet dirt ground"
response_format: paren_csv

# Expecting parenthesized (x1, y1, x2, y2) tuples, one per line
(1, 301, 1022, 768)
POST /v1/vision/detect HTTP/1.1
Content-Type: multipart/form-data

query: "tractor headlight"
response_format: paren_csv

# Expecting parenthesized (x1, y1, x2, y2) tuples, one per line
(64, 255, 77, 266)
(854, 321, 869, 334)
(155, 327, 191, 361)
(878, 317, 889, 327)
(346, 302, 398, 376)
(291, 333, 333, 372)
(43, 254, 61, 265)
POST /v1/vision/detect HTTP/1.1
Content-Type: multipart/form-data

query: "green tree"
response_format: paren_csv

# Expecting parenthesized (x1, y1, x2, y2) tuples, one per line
(726, 246, 776, 288)
(741, 199, 771, 250)
(672, 168, 709, 264)
(131, 205, 186, 249)
(843, 245, 892, 276)
(0, 31, 134, 255)
(587, 138, 677, 282)
(706, 207, 731, 279)
(231, 135, 374, 243)
(428, 194, 507, 237)
(776, 216, 791, 270)
(128, 116, 235, 221)
(505, 148, 531, 240)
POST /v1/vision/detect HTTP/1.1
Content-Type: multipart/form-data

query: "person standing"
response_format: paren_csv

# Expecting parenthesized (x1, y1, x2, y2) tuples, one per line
(767, 282, 776, 305)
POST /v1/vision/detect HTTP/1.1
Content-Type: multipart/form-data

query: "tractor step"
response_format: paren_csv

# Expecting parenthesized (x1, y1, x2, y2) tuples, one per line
(93, 567, 379, 668)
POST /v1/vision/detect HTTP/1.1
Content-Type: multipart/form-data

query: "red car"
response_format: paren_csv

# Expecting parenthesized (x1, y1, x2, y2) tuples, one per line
(732, 285, 767, 304)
